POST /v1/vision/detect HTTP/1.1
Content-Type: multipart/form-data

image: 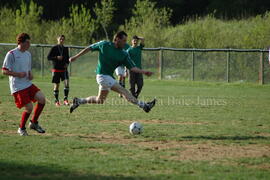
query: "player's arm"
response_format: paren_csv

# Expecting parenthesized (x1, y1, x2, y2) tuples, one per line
(138, 37, 145, 46)
(2, 68, 27, 78)
(28, 71, 33, 80)
(65, 47, 70, 64)
(130, 67, 153, 76)
(2, 52, 27, 78)
(69, 47, 91, 62)
(70, 41, 108, 63)
(70, 41, 106, 62)
(47, 47, 61, 61)
(124, 52, 152, 76)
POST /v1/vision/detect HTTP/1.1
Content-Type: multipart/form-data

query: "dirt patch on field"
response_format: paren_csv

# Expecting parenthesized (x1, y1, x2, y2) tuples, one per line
(239, 163, 270, 170)
(73, 133, 270, 161)
(54, 132, 270, 161)
(2, 129, 270, 163)
(0, 130, 17, 135)
(159, 143, 270, 161)
(254, 132, 270, 137)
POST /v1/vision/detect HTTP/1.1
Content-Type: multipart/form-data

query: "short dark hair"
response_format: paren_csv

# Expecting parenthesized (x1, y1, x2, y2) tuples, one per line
(16, 33, 30, 44)
(58, 34, 65, 39)
(113, 31, 127, 41)
(132, 35, 139, 40)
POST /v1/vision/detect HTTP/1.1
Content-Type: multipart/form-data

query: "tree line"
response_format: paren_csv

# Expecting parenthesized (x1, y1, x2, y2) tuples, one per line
(0, 0, 270, 48)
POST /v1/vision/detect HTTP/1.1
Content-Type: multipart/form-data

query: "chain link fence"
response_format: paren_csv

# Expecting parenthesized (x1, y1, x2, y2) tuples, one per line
(0, 43, 269, 84)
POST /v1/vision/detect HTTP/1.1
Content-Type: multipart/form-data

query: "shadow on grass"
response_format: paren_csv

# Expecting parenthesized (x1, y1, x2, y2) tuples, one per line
(181, 135, 270, 141)
(0, 161, 150, 180)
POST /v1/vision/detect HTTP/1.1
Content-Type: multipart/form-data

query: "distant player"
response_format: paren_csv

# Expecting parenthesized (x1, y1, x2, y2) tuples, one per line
(127, 35, 145, 98)
(47, 35, 70, 106)
(115, 43, 130, 97)
(69, 31, 156, 113)
(2, 33, 46, 136)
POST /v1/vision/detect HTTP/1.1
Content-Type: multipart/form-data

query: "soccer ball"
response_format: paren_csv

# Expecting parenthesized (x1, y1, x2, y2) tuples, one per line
(129, 122, 143, 135)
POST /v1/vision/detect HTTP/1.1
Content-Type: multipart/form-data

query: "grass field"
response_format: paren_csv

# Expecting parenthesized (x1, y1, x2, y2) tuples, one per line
(0, 76, 270, 180)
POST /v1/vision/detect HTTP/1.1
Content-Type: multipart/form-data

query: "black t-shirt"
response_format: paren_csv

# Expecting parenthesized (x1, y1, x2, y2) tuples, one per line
(47, 45, 69, 70)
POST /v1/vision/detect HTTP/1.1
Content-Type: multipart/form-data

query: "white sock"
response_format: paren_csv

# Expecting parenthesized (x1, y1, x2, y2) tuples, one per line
(137, 101, 145, 108)
(78, 98, 88, 104)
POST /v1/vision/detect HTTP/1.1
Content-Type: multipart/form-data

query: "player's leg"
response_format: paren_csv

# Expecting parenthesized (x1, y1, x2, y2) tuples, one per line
(70, 75, 113, 113)
(117, 75, 123, 87)
(53, 83, 60, 106)
(116, 66, 125, 87)
(70, 89, 109, 113)
(13, 88, 33, 136)
(18, 102, 33, 136)
(63, 71, 70, 105)
(116, 66, 125, 97)
(129, 71, 136, 97)
(29, 91, 46, 133)
(79, 89, 109, 104)
(111, 83, 156, 113)
(135, 73, 144, 98)
(52, 72, 61, 106)
(118, 75, 125, 97)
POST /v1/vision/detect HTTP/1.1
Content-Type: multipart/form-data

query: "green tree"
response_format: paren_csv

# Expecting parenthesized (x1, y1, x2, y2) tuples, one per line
(123, 0, 172, 47)
(15, 0, 43, 43)
(0, 7, 16, 43)
(94, 0, 116, 40)
(46, 4, 96, 45)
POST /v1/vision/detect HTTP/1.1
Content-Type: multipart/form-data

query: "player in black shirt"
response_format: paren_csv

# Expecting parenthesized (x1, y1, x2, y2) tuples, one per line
(47, 35, 70, 106)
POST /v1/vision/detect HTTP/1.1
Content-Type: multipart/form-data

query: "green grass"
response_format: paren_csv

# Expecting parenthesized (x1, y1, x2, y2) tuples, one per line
(0, 76, 270, 180)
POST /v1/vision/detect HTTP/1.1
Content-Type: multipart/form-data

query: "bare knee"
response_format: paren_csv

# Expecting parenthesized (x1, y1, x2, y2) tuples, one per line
(97, 98, 105, 104)
(54, 83, 60, 90)
(25, 103, 33, 113)
(39, 97, 46, 105)
(36, 92, 46, 105)
(96, 95, 106, 104)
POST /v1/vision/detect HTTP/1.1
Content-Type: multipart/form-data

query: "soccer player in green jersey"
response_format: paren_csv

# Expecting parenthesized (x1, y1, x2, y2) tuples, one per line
(127, 35, 145, 98)
(69, 31, 156, 113)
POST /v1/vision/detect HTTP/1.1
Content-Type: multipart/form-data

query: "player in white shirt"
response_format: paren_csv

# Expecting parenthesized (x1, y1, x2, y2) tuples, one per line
(114, 43, 130, 97)
(115, 65, 127, 97)
(2, 33, 46, 136)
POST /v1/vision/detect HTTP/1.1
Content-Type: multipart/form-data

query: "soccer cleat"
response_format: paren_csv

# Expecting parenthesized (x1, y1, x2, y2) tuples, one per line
(55, 101, 61, 107)
(17, 128, 28, 136)
(70, 97, 80, 113)
(143, 98, 157, 113)
(63, 99, 70, 106)
(29, 121, 45, 133)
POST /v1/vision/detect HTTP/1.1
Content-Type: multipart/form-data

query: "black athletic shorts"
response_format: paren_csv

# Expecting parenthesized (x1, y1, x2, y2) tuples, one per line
(52, 71, 69, 83)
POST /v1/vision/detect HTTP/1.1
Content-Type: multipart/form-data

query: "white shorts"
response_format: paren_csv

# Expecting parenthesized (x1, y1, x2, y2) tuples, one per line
(115, 66, 126, 76)
(96, 74, 116, 91)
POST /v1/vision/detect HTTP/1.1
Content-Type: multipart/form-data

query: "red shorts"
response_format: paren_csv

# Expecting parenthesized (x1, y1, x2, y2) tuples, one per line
(13, 84, 40, 109)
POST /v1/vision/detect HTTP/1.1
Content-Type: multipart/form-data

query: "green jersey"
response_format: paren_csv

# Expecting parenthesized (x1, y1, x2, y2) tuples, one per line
(127, 44, 144, 69)
(117, 43, 130, 69)
(124, 43, 130, 50)
(89, 41, 136, 77)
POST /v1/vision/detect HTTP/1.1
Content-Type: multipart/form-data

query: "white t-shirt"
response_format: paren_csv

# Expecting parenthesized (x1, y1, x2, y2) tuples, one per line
(2, 47, 32, 94)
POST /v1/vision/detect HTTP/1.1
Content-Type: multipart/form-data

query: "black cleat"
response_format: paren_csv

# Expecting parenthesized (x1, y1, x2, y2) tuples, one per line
(143, 98, 156, 113)
(29, 121, 45, 133)
(70, 97, 80, 113)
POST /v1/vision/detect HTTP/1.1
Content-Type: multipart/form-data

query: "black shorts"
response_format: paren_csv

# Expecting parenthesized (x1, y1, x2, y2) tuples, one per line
(52, 71, 69, 83)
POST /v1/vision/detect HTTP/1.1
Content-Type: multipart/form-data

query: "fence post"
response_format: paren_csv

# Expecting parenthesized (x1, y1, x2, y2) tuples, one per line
(226, 50, 230, 83)
(41, 47, 44, 77)
(259, 51, 264, 85)
(191, 50, 195, 81)
(158, 48, 163, 80)
(69, 47, 72, 77)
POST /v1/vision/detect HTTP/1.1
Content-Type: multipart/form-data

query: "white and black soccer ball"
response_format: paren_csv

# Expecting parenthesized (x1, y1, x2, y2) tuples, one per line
(129, 122, 143, 135)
